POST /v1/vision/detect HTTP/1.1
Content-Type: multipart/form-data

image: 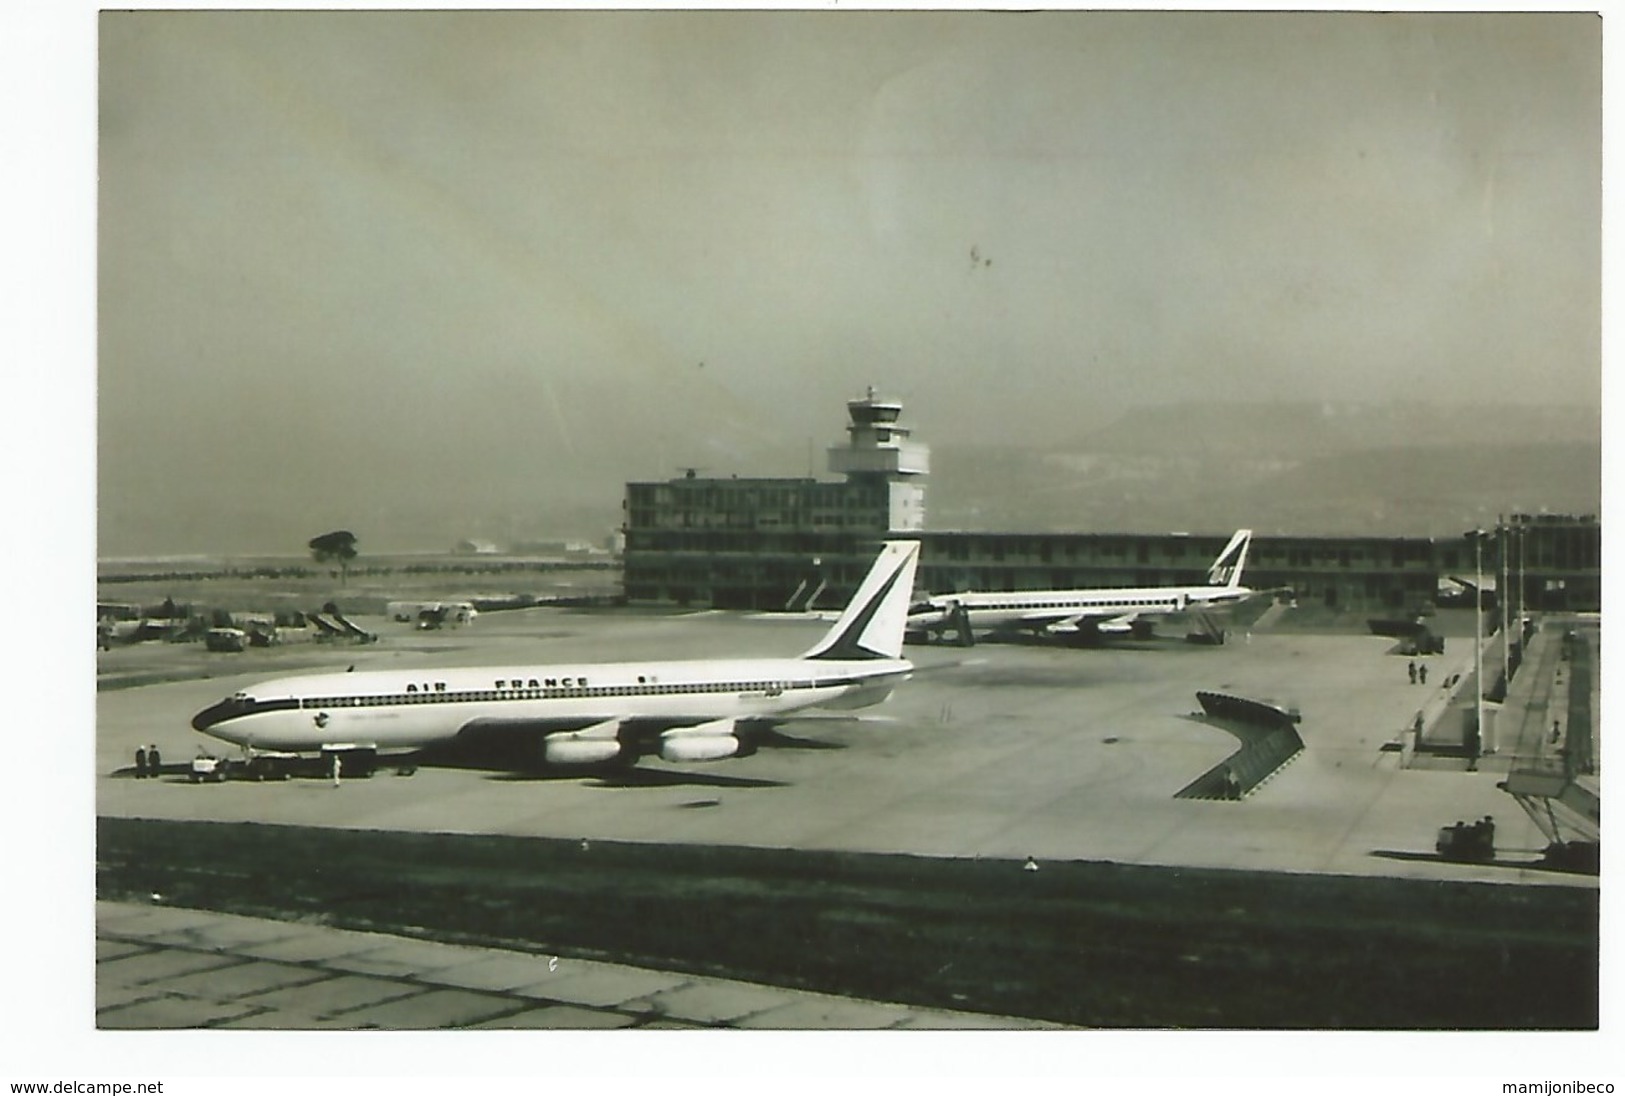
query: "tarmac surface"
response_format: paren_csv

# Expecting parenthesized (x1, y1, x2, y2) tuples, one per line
(94, 605, 1598, 1029)
(98, 605, 1595, 887)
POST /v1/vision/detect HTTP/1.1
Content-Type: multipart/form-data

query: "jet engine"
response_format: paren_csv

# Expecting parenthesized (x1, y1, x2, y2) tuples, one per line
(660, 734, 741, 763)
(544, 721, 623, 765)
(659, 718, 742, 763)
(545, 738, 623, 765)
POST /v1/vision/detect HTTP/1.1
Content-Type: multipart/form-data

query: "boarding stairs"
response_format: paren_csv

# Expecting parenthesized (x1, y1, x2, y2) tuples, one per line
(1176, 692, 1305, 800)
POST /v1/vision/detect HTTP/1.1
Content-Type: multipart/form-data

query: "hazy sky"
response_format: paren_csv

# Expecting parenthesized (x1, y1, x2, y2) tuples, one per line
(95, 10, 1601, 553)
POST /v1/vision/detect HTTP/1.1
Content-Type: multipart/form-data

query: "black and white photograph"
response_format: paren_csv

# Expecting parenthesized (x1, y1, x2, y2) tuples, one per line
(7, 1, 1615, 1089)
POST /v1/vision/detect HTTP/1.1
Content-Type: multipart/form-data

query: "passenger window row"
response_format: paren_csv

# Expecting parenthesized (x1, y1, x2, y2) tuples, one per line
(296, 679, 823, 710)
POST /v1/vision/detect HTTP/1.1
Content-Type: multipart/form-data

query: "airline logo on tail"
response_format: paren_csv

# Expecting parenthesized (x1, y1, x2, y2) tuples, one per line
(1206, 529, 1253, 589)
(802, 540, 922, 661)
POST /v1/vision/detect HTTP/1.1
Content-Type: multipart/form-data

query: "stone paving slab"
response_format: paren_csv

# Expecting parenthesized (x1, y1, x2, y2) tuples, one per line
(141, 915, 310, 952)
(153, 958, 332, 1000)
(97, 938, 148, 962)
(95, 982, 168, 1014)
(97, 949, 244, 986)
(323, 939, 493, 979)
(96, 904, 223, 937)
(425, 953, 565, 992)
(326, 987, 526, 1029)
(236, 926, 398, 964)
(735, 995, 914, 1029)
(505, 965, 692, 1009)
(95, 901, 1062, 1030)
(98, 995, 263, 1029)
(892, 1010, 1053, 1029)
(631, 980, 805, 1025)
(413, 942, 557, 968)
(212, 1009, 362, 1030)
(471, 1004, 639, 1029)
(237, 973, 425, 1018)
(637, 1019, 708, 1029)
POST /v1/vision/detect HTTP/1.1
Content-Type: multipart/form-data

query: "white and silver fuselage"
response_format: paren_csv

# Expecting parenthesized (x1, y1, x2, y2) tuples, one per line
(193, 656, 911, 753)
(909, 528, 1255, 636)
(911, 584, 1251, 632)
(193, 539, 924, 766)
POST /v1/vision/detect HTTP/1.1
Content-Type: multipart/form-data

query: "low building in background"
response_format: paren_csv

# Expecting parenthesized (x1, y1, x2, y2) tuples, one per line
(622, 390, 1599, 614)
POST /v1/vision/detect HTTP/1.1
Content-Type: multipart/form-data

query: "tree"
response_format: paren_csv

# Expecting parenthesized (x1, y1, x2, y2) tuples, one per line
(309, 530, 359, 586)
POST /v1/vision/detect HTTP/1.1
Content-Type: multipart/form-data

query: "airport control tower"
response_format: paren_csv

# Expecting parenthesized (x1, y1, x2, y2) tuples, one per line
(622, 386, 931, 606)
(827, 386, 930, 532)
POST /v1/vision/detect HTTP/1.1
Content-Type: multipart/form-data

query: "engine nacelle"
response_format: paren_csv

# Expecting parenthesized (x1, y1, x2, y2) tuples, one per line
(544, 727, 623, 766)
(659, 734, 741, 763)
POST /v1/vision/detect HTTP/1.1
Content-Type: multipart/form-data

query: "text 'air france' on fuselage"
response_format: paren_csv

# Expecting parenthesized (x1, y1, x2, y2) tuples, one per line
(907, 528, 1255, 642)
(191, 540, 922, 767)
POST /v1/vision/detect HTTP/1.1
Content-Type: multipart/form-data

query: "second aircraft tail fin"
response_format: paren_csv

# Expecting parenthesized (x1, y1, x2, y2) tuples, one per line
(1207, 529, 1252, 588)
(802, 541, 922, 661)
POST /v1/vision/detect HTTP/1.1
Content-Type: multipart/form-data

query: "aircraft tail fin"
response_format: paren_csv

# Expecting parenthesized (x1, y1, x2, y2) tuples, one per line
(802, 541, 922, 661)
(1207, 529, 1252, 588)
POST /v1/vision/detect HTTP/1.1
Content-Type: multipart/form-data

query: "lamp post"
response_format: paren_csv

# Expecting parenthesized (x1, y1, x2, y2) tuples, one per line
(1472, 529, 1491, 757)
(1500, 518, 1510, 693)
(1517, 524, 1526, 629)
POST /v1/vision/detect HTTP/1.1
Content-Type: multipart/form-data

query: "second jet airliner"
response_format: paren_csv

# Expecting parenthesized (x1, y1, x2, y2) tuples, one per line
(907, 529, 1256, 645)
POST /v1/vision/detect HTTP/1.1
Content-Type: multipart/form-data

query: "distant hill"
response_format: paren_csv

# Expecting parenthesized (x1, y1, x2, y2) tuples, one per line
(98, 399, 1600, 554)
(1073, 401, 1599, 458)
(926, 402, 1599, 538)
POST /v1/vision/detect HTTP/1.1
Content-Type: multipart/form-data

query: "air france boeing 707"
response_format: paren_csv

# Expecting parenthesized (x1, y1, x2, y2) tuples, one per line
(907, 529, 1255, 645)
(193, 540, 921, 768)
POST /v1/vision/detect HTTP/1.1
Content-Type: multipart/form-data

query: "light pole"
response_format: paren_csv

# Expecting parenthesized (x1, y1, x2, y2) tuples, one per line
(1517, 524, 1526, 630)
(1500, 518, 1510, 693)
(1472, 529, 1491, 757)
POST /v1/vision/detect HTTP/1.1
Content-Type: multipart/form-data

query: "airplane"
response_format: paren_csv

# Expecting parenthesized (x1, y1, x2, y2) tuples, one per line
(191, 540, 921, 770)
(907, 529, 1256, 646)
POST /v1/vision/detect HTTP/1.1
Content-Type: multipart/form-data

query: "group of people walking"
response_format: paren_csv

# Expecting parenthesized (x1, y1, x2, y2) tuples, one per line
(1407, 660, 1429, 685)
(132, 744, 163, 778)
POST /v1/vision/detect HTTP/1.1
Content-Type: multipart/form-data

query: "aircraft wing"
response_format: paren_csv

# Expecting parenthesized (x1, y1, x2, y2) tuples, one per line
(1038, 611, 1137, 635)
(453, 713, 724, 744)
(442, 712, 810, 766)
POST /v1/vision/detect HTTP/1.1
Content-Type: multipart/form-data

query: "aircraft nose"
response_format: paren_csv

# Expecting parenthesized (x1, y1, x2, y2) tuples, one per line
(192, 697, 243, 733)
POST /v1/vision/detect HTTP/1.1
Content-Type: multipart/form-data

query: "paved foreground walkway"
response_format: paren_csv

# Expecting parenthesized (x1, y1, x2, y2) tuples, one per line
(97, 901, 1058, 1030)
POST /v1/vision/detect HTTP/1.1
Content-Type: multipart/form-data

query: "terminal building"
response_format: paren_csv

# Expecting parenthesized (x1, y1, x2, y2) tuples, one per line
(622, 392, 1599, 615)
